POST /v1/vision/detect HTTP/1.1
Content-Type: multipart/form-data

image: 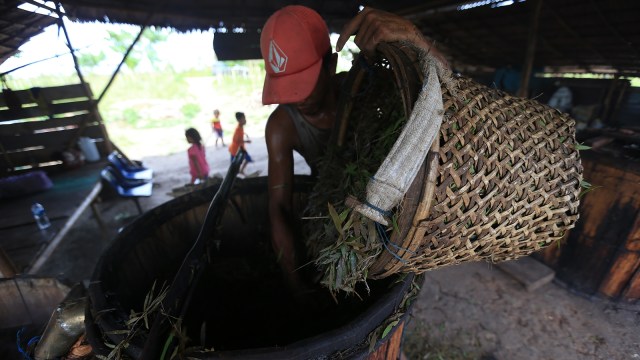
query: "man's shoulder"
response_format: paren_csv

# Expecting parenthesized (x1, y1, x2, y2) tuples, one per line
(266, 106, 292, 130)
(265, 106, 297, 148)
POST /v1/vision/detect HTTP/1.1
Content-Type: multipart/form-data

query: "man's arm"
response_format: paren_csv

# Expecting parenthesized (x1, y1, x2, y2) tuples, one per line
(337, 7, 448, 67)
(265, 108, 304, 290)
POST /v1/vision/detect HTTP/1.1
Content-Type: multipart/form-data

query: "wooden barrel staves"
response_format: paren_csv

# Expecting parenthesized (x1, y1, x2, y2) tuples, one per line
(84, 176, 418, 359)
(307, 43, 583, 292)
(537, 151, 640, 302)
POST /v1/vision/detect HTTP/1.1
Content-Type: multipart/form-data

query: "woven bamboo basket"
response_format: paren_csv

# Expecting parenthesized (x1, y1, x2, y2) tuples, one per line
(323, 42, 583, 279)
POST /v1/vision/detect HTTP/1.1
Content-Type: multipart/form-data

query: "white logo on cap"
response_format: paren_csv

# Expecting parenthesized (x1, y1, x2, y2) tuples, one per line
(268, 40, 287, 74)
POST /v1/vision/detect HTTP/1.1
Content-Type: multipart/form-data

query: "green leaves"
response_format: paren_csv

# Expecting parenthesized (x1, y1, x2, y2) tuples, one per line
(317, 207, 382, 296)
(575, 143, 591, 151)
(579, 179, 601, 198)
(306, 62, 407, 296)
(382, 320, 399, 338)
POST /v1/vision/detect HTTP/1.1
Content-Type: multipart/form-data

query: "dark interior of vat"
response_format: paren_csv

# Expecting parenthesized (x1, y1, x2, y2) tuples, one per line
(90, 177, 404, 354)
(184, 249, 397, 350)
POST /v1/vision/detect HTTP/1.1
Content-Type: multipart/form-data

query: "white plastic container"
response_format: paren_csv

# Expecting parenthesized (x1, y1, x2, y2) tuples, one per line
(78, 137, 100, 162)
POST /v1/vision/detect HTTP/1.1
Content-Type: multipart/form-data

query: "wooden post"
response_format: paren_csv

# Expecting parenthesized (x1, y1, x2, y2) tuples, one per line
(517, 0, 543, 98)
(608, 80, 630, 126)
(597, 75, 620, 127)
(55, 5, 113, 154)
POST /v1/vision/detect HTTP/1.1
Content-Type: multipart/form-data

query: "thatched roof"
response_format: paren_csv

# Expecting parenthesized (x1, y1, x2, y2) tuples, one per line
(3, 0, 640, 75)
(0, 1, 57, 66)
(59, 0, 361, 33)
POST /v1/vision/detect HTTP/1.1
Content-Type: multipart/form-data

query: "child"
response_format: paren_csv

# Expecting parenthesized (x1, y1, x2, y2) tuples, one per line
(211, 109, 225, 147)
(229, 112, 253, 175)
(185, 128, 210, 184)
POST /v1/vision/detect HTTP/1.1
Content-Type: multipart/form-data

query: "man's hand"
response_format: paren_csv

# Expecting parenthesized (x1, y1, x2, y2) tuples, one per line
(337, 7, 447, 66)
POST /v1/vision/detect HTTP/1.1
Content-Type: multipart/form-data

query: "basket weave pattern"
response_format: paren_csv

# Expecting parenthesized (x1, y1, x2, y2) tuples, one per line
(375, 76, 583, 276)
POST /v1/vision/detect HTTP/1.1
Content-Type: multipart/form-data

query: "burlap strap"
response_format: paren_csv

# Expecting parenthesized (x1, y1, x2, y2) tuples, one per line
(354, 55, 445, 225)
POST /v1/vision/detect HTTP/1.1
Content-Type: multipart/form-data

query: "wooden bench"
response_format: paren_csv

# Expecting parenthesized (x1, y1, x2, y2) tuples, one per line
(0, 83, 111, 276)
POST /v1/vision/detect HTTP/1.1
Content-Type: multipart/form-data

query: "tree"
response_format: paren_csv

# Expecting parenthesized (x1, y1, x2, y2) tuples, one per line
(79, 26, 168, 72)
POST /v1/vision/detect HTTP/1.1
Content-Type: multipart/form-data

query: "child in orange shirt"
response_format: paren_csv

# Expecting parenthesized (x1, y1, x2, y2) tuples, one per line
(229, 112, 253, 175)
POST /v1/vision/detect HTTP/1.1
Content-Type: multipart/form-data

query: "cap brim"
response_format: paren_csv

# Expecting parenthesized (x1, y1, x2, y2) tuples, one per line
(262, 58, 322, 105)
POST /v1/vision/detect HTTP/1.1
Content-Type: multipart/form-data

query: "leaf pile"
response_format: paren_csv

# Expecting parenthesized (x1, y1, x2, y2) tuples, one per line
(304, 59, 408, 296)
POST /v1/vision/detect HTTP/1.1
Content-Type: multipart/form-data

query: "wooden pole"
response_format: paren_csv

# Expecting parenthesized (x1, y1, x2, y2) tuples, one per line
(55, 3, 113, 154)
(97, 19, 151, 104)
(517, 0, 543, 98)
(598, 74, 620, 127)
(608, 80, 630, 127)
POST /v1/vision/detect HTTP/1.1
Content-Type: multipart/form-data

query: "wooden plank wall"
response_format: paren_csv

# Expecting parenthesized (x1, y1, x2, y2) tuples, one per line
(537, 152, 640, 302)
(0, 84, 109, 175)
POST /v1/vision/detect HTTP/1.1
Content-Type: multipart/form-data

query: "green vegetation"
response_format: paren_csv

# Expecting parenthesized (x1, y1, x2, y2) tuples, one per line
(180, 103, 201, 120)
(541, 72, 640, 87)
(3, 60, 274, 158)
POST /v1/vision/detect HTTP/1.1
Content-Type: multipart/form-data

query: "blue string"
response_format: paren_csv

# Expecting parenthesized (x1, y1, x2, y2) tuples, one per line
(16, 328, 33, 360)
(360, 179, 417, 262)
(27, 336, 41, 349)
(363, 200, 392, 218)
(375, 222, 413, 263)
(375, 222, 407, 263)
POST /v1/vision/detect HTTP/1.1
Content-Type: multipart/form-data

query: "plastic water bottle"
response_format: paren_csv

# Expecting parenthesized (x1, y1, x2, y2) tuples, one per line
(31, 203, 51, 230)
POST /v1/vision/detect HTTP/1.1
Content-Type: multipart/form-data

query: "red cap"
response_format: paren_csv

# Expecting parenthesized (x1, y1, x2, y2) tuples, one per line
(260, 6, 330, 105)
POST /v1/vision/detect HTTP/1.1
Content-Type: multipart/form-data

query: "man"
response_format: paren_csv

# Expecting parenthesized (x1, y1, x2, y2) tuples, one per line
(261, 5, 446, 292)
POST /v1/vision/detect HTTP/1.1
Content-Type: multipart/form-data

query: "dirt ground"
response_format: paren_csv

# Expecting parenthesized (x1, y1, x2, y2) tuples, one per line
(33, 136, 640, 360)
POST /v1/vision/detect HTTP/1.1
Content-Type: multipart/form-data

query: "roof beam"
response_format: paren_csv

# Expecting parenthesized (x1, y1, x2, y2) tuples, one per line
(54, 2, 113, 154)
(517, 0, 542, 98)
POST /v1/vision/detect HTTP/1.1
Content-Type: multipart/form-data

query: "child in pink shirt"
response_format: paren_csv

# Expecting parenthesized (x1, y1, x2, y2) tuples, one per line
(185, 128, 210, 184)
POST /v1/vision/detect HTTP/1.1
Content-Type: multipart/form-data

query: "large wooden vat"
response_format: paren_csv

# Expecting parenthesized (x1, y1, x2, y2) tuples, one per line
(85, 176, 415, 359)
(537, 152, 640, 302)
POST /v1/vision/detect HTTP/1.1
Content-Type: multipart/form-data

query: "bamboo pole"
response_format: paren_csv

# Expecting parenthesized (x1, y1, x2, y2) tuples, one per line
(97, 18, 151, 104)
(55, 3, 113, 154)
(517, 0, 543, 98)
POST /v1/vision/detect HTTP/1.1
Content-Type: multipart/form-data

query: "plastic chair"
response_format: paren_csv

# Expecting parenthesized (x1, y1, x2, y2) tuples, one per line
(108, 152, 153, 180)
(101, 167, 152, 214)
(104, 165, 149, 188)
